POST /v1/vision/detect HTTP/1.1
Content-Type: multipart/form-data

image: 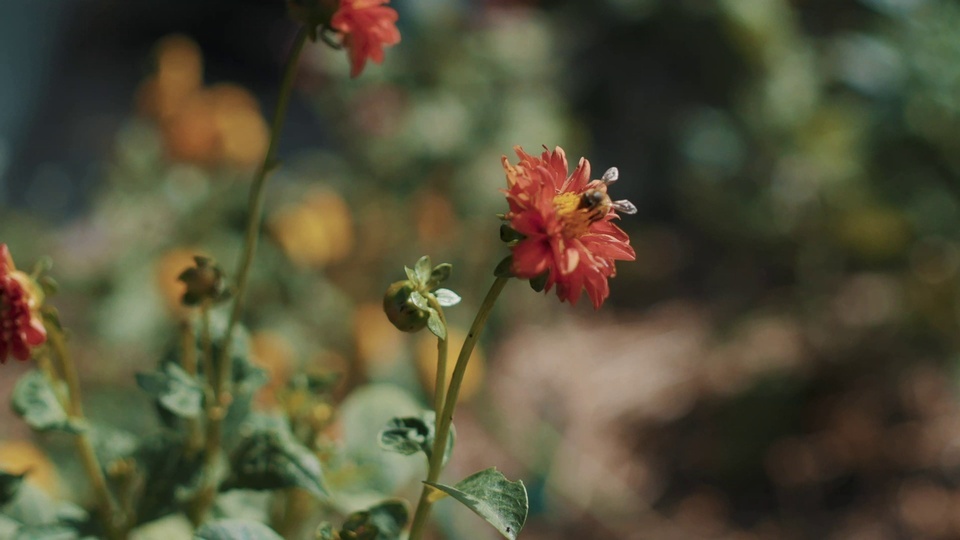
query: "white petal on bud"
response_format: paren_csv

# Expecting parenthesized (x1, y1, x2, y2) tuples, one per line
(612, 199, 637, 215)
(601, 167, 619, 185)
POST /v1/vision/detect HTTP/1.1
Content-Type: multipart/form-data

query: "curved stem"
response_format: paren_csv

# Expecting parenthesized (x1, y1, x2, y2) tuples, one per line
(190, 27, 310, 525)
(408, 276, 509, 540)
(46, 325, 124, 540)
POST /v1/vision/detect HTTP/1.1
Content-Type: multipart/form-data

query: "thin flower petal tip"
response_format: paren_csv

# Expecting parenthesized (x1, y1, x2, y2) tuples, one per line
(0, 244, 47, 364)
(331, 0, 401, 78)
(501, 146, 636, 309)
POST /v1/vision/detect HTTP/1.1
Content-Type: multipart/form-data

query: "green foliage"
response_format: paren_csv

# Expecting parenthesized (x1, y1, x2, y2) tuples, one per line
(316, 500, 408, 540)
(194, 519, 283, 540)
(11, 371, 83, 434)
(134, 434, 204, 524)
(425, 468, 528, 540)
(222, 427, 328, 499)
(136, 363, 204, 419)
(0, 482, 87, 539)
(0, 471, 25, 507)
(378, 411, 454, 466)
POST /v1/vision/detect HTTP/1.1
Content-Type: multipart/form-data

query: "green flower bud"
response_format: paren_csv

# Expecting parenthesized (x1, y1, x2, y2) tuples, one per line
(382, 281, 430, 333)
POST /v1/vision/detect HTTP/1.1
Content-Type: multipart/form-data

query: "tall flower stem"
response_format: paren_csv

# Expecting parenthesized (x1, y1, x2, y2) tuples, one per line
(190, 27, 310, 524)
(46, 325, 124, 540)
(408, 276, 509, 540)
(427, 297, 449, 430)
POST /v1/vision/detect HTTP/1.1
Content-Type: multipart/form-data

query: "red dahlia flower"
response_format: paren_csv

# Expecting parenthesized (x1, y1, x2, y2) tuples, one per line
(0, 244, 46, 363)
(502, 146, 637, 309)
(331, 0, 401, 78)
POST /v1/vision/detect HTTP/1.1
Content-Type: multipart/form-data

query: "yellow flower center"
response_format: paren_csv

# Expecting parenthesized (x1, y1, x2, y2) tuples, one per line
(553, 192, 593, 237)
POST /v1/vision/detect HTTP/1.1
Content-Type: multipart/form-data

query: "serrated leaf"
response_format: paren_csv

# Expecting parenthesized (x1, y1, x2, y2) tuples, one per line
(136, 363, 203, 419)
(223, 429, 328, 499)
(428, 264, 452, 288)
(425, 468, 528, 540)
(493, 256, 514, 278)
(194, 519, 283, 540)
(426, 311, 446, 340)
(414, 256, 432, 287)
(433, 288, 461, 307)
(0, 471, 25, 506)
(11, 371, 82, 434)
(378, 412, 454, 466)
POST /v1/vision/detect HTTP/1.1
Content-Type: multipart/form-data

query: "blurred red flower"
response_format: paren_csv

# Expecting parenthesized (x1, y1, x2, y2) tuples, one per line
(502, 146, 636, 309)
(0, 245, 46, 363)
(331, 0, 401, 78)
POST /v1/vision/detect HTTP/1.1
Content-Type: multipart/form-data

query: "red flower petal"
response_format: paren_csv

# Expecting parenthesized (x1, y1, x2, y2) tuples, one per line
(500, 147, 635, 309)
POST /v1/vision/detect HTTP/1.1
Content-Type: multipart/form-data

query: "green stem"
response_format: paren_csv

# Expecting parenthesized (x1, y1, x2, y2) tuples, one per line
(408, 276, 509, 540)
(180, 319, 204, 455)
(47, 326, 125, 540)
(190, 28, 309, 525)
(427, 297, 448, 433)
(218, 26, 309, 396)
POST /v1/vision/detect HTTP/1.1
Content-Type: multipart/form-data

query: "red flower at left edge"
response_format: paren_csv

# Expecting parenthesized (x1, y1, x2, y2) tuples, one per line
(331, 0, 401, 78)
(0, 244, 46, 363)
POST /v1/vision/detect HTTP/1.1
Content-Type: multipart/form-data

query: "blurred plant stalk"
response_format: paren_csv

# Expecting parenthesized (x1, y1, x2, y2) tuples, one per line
(45, 322, 126, 540)
(189, 26, 310, 525)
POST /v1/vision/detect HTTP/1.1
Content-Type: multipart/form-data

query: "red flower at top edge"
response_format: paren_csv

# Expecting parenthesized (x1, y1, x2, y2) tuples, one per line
(0, 244, 46, 363)
(502, 146, 637, 309)
(331, 0, 401, 78)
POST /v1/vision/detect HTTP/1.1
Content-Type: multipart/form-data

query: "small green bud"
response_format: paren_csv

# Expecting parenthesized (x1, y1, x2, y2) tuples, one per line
(383, 281, 430, 333)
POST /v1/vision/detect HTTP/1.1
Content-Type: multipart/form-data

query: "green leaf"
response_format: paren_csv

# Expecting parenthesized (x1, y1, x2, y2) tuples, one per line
(134, 434, 204, 524)
(0, 471, 25, 506)
(11, 371, 82, 434)
(136, 363, 203, 419)
(12, 525, 80, 540)
(414, 256, 432, 287)
(528, 271, 549, 293)
(340, 499, 409, 540)
(499, 224, 525, 243)
(425, 468, 528, 540)
(493, 256, 514, 278)
(224, 429, 328, 499)
(194, 519, 283, 540)
(427, 263, 453, 288)
(403, 266, 417, 284)
(378, 416, 427, 456)
(315, 523, 337, 540)
(433, 288, 461, 308)
(1, 482, 87, 528)
(408, 291, 430, 312)
(378, 412, 454, 466)
(426, 311, 446, 340)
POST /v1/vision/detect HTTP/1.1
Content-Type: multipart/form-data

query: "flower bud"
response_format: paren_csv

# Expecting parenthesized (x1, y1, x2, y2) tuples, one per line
(177, 256, 230, 307)
(382, 281, 429, 333)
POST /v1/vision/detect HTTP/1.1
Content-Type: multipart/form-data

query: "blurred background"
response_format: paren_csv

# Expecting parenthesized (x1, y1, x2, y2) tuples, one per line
(2, 0, 960, 538)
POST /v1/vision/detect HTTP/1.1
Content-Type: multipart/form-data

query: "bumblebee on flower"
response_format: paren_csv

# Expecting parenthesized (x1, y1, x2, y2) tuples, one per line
(501, 146, 637, 309)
